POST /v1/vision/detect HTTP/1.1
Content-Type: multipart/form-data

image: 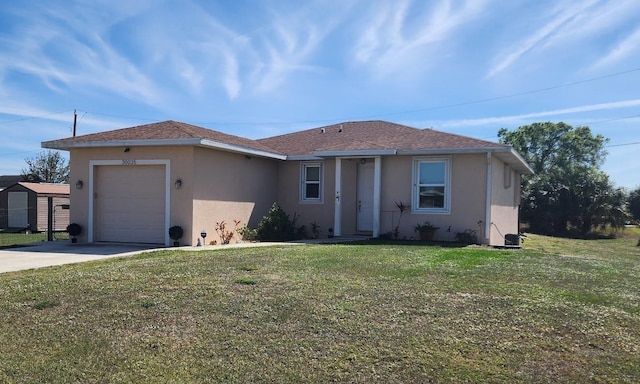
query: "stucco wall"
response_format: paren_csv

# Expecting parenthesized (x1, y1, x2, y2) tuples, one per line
(489, 157, 520, 246)
(192, 147, 279, 245)
(276, 154, 493, 243)
(378, 154, 488, 242)
(276, 159, 337, 239)
(67, 144, 520, 246)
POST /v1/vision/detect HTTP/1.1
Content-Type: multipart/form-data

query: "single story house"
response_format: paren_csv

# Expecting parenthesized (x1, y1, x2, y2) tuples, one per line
(0, 182, 70, 232)
(42, 120, 533, 246)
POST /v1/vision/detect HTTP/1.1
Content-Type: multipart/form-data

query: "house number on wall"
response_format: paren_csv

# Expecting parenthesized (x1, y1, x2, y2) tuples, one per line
(122, 159, 137, 165)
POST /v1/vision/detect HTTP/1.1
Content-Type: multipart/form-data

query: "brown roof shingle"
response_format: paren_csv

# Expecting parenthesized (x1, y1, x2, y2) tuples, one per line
(257, 120, 505, 156)
(45, 120, 282, 155)
(44, 119, 508, 157)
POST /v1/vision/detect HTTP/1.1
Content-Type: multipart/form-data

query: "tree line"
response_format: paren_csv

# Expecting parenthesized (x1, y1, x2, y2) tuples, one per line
(499, 122, 639, 237)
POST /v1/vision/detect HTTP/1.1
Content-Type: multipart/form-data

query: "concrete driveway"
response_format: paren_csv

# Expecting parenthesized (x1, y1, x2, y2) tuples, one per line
(0, 242, 163, 274)
(0, 236, 366, 274)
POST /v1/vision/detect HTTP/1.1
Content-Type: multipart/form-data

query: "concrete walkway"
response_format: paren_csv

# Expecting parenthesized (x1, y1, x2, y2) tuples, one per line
(0, 242, 164, 273)
(0, 237, 367, 274)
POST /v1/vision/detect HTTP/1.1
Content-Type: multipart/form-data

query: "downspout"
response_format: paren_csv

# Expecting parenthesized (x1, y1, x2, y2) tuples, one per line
(334, 158, 342, 237)
(485, 152, 492, 244)
(373, 156, 381, 238)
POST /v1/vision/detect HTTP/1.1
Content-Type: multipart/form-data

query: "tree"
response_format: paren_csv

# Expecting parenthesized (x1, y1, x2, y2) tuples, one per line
(22, 150, 70, 183)
(498, 122, 625, 236)
(629, 187, 640, 223)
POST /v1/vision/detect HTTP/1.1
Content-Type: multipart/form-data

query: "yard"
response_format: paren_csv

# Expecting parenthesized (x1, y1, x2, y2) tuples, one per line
(0, 231, 69, 248)
(0, 229, 638, 383)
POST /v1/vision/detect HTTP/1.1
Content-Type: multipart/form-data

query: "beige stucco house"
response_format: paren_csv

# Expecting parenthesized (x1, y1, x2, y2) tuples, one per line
(42, 120, 533, 246)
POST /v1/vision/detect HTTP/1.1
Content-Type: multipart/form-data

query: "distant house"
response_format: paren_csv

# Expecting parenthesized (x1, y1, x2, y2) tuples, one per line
(42, 120, 533, 246)
(0, 182, 70, 232)
(0, 175, 23, 191)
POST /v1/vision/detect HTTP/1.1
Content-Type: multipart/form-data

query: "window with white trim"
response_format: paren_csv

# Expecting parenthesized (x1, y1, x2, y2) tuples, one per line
(504, 164, 512, 188)
(301, 162, 323, 203)
(412, 157, 450, 213)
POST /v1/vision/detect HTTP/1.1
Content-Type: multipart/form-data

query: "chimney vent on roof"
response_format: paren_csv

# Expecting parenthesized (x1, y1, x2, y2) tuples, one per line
(338, 124, 343, 133)
(320, 128, 325, 134)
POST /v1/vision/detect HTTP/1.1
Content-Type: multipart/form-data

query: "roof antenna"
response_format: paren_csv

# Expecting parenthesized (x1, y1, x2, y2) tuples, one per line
(73, 109, 77, 137)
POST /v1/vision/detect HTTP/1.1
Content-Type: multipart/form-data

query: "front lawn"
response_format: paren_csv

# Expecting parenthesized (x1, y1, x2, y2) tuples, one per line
(0, 232, 69, 248)
(0, 233, 638, 382)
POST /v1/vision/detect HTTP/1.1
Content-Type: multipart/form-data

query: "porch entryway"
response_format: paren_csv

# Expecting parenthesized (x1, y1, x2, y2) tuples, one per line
(356, 161, 374, 233)
(334, 157, 382, 238)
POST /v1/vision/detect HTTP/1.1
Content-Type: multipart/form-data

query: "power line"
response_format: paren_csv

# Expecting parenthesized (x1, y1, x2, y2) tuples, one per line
(190, 67, 640, 126)
(606, 141, 640, 148)
(3, 67, 640, 127)
(0, 110, 71, 125)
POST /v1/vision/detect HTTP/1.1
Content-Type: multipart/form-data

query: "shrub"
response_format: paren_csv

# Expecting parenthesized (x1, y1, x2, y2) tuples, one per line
(310, 222, 321, 239)
(168, 225, 183, 241)
(236, 225, 258, 241)
(455, 229, 479, 245)
(257, 203, 297, 241)
(66, 223, 82, 237)
(215, 220, 241, 245)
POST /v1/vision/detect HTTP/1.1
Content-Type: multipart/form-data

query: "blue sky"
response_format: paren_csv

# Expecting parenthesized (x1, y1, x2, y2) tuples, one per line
(0, 0, 638, 188)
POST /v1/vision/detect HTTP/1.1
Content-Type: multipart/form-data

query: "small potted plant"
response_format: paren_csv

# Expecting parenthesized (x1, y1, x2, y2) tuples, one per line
(66, 223, 82, 243)
(414, 221, 439, 241)
(168, 225, 184, 246)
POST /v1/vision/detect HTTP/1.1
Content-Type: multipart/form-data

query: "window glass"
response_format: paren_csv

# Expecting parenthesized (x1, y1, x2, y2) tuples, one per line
(301, 163, 322, 202)
(413, 158, 449, 213)
(419, 162, 445, 184)
(305, 183, 320, 199)
(306, 166, 320, 182)
(419, 186, 445, 208)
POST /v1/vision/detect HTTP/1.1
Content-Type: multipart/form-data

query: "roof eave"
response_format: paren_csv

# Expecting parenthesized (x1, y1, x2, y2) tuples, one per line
(312, 149, 398, 157)
(493, 147, 535, 175)
(398, 146, 533, 174)
(42, 138, 286, 160)
(198, 139, 286, 160)
(41, 138, 202, 149)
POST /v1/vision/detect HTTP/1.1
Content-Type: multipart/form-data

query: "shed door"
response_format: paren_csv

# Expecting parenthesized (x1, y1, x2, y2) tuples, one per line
(94, 165, 166, 244)
(8, 191, 28, 228)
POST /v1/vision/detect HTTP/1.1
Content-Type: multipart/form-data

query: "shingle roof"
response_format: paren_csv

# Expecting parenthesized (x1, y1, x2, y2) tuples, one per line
(257, 120, 505, 156)
(42, 119, 531, 172)
(43, 120, 282, 155)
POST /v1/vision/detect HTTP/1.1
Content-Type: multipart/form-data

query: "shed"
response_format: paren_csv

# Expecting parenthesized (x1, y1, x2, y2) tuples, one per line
(0, 182, 70, 232)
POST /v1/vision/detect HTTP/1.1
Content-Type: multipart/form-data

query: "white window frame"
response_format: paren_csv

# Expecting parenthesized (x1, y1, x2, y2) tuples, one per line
(300, 162, 323, 203)
(504, 163, 512, 189)
(412, 157, 451, 214)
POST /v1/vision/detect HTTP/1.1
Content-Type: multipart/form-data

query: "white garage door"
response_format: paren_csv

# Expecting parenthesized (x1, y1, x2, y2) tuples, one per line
(94, 165, 166, 244)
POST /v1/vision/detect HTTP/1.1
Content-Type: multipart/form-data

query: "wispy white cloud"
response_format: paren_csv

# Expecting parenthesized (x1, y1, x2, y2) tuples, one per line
(353, 0, 488, 75)
(441, 99, 640, 127)
(247, 3, 346, 95)
(0, 2, 165, 106)
(590, 26, 640, 70)
(486, 0, 602, 78)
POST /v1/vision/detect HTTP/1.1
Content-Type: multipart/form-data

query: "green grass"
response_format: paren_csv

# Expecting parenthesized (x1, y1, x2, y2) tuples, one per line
(0, 232, 69, 247)
(0, 231, 639, 383)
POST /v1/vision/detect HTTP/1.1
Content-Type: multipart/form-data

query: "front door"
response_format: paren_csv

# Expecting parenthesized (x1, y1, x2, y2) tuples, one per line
(357, 161, 374, 232)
